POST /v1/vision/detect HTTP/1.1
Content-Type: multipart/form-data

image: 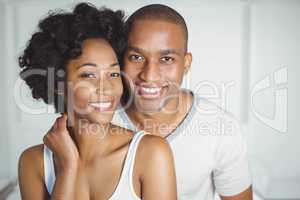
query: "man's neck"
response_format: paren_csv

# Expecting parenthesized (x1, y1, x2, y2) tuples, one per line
(124, 90, 194, 137)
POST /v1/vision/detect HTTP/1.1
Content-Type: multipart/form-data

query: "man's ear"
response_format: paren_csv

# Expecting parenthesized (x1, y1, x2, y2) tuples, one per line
(184, 52, 192, 74)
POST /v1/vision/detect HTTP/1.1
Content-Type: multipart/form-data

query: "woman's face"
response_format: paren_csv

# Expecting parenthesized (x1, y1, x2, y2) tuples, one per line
(66, 38, 123, 124)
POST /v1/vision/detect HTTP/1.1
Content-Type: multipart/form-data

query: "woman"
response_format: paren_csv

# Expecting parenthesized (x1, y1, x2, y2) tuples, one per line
(18, 3, 177, 200)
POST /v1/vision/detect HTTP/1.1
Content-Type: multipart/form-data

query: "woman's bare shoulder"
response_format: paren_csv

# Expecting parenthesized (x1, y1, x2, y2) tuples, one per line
(138, 134, 172, 158)
(18, 144, 49, 199)
(135, 134, 174, 172)
(18, 144, 44, 178)
(133, 134, 176, 191)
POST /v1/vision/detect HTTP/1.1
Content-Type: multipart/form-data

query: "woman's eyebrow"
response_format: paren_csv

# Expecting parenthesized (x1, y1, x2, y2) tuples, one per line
(77, 62, 97, 69)
(77, 62, 119, 69)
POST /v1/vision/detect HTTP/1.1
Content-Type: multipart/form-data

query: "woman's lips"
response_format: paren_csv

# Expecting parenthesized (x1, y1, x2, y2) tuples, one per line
(89, 101, 113, 112)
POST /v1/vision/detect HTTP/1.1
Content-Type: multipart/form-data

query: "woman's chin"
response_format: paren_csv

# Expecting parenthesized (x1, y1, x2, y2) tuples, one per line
(72, 106, 115, 125)
(84, 113, 114, 125)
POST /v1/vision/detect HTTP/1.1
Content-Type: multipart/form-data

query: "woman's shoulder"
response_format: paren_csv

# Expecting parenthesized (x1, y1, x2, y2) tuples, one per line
(134, 134, 175, 184)
(19, 144, 44, 161)
(18, 144, 44, 178)
(135, 134, 174, 171)
(18, 145, 50, 198)
(138, 134, 172, 159)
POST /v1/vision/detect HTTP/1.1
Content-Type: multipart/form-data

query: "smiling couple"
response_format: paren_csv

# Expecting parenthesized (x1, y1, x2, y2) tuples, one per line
(18, 2, 252, 200)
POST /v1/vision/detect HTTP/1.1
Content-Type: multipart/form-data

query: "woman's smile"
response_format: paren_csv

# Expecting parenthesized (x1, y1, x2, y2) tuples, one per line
(89, 100, 114, 112)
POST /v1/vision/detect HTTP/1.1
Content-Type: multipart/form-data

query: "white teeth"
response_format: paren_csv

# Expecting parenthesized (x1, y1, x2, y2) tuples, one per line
(90, 102, 112, 108)
(141, 87, 161, 94)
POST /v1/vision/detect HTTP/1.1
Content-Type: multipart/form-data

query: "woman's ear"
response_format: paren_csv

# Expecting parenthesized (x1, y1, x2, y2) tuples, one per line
(184, 52, 192, 75)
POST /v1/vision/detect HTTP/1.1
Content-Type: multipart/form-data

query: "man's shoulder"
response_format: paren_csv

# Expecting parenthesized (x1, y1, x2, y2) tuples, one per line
(192, 93, 236, 119)
(181, 93, 242, 137)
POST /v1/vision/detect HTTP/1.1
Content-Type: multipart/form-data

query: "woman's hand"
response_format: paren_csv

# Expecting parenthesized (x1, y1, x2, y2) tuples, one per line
(43, 114, 79, 173)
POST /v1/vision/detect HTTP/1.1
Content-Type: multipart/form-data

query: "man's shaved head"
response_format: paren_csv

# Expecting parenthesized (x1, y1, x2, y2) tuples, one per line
(125, 4, 188, 51)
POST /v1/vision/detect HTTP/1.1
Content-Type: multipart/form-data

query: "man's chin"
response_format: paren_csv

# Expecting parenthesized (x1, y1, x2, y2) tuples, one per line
(132, 92, 182, 115)
(134, 98, 165, 114)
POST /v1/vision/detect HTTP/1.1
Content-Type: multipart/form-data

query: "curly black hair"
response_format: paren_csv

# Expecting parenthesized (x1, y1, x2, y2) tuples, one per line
(18, 2, 126, 113)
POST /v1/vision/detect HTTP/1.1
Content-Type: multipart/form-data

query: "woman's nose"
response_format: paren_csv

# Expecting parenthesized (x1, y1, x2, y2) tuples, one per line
(95, 74, 114, 95)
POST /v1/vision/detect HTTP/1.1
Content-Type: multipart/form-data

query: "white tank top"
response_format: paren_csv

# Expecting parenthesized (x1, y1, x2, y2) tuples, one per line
(43, 131, 147, 200)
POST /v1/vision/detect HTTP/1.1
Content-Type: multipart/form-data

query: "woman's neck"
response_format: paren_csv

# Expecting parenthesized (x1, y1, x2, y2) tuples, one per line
(68, 116, 113, 162)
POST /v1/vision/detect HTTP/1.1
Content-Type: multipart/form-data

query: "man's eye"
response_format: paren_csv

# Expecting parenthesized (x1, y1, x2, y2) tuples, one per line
(160, 57, 174, 63)
(129, 55, 144, 62)
(111, 72, 120, 78)
(80, 73, 96, 78)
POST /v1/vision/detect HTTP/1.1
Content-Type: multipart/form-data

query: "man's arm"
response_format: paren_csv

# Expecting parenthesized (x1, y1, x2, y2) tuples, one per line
(221, 186, 253, 200)
(213, 114, 252, 199)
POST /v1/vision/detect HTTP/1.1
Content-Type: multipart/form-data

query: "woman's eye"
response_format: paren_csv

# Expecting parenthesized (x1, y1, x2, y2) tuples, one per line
(129, 54, 144, 62)
(80, 73, 96, 78)
(110, 72, 120, 78)
(160, 56, 174, 63)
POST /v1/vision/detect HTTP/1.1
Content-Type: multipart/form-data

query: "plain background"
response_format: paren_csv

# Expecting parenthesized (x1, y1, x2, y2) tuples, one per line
(0, 0, 299, 199)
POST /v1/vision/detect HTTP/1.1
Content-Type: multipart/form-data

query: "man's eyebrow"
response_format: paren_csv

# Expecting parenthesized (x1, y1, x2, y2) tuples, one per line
(127, 46, 182, 56)
(110, 62, 119, 67)
(127, 46, 145, 54)
(160, 49, 182, 56)
(77, 62, 119, 69)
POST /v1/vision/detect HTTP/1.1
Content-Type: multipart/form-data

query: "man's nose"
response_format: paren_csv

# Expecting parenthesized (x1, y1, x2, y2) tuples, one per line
(139, 61, 161, 82)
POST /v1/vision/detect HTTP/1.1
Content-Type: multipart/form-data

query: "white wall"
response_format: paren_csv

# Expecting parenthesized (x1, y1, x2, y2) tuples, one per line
(0, 1, 10, 180)
(247, 0, 300, 198)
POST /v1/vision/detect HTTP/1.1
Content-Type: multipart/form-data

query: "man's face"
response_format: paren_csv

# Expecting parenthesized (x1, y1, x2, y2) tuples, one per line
(123, 19, 191, 113)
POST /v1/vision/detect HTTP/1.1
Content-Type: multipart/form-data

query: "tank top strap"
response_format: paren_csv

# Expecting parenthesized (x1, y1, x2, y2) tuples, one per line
(43, 145, 56, 194)
(126, 131, 147, 177)
(117, 131, 148, 189)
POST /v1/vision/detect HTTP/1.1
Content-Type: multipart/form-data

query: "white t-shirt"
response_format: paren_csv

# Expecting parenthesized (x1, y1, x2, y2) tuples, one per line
(112, 94, 252, 200)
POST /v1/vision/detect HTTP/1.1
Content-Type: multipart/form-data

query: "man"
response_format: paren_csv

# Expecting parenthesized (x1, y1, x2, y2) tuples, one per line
(113, 4, 253, 200)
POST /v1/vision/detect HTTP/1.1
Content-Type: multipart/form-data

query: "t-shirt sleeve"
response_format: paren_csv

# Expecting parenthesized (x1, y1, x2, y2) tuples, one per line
(212, 113, 252, 196)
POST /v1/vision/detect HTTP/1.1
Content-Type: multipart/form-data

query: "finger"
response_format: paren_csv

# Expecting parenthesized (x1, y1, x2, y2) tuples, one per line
(57, 115, 67, 131)
(53, 121, 58, 130)
(62, 112, 67, 118)
(43, 137, 55, 154)
(47, 121, 57, 134)
(62, 113, 68, 126)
